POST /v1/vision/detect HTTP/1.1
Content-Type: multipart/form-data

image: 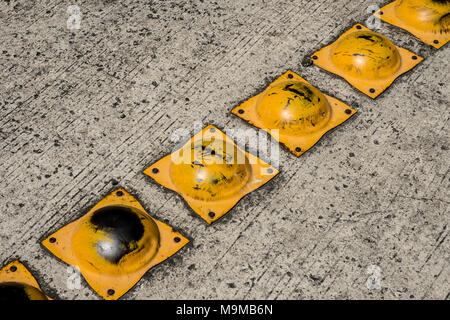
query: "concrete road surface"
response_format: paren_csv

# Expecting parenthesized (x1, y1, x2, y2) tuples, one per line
(0, 0, 448, 299)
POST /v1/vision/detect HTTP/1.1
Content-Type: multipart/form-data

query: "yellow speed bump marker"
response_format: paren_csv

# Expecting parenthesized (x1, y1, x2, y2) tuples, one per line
(311, 24, 423, 98)
(144, 125, 279, 224)
(0, 260, 51, 300)
(231, 70, 357, 157)
(42, 188, 189, 300)
(374, 0, 450, 49)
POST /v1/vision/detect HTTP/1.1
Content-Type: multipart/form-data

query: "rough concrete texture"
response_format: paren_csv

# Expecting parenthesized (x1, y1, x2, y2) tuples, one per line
(0, 0, 449, 300)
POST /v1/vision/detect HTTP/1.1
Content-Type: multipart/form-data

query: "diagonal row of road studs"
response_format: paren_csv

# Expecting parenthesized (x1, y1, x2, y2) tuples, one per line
(1, 0, 448, 300)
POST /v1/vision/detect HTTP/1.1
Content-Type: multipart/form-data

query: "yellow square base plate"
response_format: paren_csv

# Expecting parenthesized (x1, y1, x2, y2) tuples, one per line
(42, 188, 189, 300)
(374, 1, 449, 49)
(0, 260, 52, 300)
(231, 70, 357, 157)
(143, 125, 279, 224)
(311, 24, 423, 98)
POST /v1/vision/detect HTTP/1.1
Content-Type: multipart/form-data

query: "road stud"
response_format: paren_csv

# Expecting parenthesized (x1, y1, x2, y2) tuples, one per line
(143, 125, 279, 224)
(0, 260, 50, 300)
(311, 24, 423, 98)
(374, 0, 450, 49)
(231, 70, 357, 157)
(42, 188, 189, 300)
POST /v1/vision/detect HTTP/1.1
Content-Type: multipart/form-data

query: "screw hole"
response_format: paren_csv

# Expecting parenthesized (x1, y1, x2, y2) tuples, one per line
(107, 289, 115, 296)
(345, 109, 352, 115)
(238, 109, 244, 114)
(412, 55, 417, 60)
(295, 147, 302, 153)
(208, 212, 215, 218)
(174, 237, 181, 243)
(356, 25, 362, 29)
(379, 11, 383, 15)
(49, 237, 56, 243)
(116, 191, 123, 197)
(312, 55, 318, 60)
(10, 266, 17, 272)
(369, 88, 375, 93)
(287, 74, 293, 79)
(152, 168, 159, 174)
(433, 40, 439, 44)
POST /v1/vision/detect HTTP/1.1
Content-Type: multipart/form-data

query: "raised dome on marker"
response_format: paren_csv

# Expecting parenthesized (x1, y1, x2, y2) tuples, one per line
(0, 282, 48, 301)
(256, 81, 332, 135)
(396, 0, 450, 33)
(170, 139, 252, 201)
(330, 31, 401, 80)
(72, 205, 160, 275)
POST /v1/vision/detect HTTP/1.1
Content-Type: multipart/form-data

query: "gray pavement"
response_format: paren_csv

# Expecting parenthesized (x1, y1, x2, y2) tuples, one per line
(0, 0, 448, 299)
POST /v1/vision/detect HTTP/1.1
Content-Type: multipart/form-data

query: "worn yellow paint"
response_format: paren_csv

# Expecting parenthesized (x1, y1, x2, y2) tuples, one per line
(143, 125, 279, 224)
(331, 31, 402, 80)
(311, 24, 423, 98)
(231, 70, 356, 157)
(374, 0, 450, 49)
(170, 140, 253, 201)
(42, 188, 189, 300)
(0, 260, 50, 300)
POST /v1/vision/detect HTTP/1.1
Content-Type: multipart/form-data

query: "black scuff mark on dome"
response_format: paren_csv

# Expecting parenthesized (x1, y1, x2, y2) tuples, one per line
(283, 84, 313, 102)
(283, 97, 294, 110)
(431, 0, 450, 5)
(357, 34, 376, 42)
(0, 283, 34, 300)
(437, 13, 450, 34)
(337, 52, 377, 61)
(192, 160, 205, 167)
